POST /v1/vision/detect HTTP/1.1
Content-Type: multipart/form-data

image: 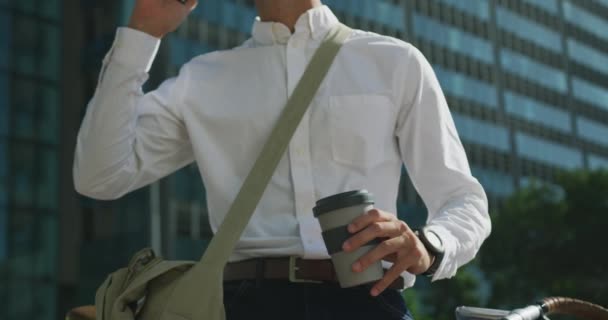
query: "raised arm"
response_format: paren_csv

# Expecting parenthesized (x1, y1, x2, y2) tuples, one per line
(73, 0, 198, 200)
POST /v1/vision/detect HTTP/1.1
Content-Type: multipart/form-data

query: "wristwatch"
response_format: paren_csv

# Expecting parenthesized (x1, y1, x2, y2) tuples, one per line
(414, 226, 445, 277)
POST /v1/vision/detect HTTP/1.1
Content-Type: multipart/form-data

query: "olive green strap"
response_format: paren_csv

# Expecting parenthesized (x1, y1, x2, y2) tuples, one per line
(199, 23, 353, 268)
(164, 23, 353, 320)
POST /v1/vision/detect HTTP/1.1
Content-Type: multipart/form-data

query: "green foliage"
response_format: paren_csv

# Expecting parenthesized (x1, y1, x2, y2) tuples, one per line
(480, 170, 608, 309)
(408, 265, 484, 320)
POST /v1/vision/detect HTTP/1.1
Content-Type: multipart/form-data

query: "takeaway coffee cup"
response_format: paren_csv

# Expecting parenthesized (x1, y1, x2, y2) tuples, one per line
(313, 190, 384, 288)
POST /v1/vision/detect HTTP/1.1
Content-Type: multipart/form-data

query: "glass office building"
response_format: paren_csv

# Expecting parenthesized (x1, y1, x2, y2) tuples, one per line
(2, 0, 608, 319)
(0, 0, 62, 319)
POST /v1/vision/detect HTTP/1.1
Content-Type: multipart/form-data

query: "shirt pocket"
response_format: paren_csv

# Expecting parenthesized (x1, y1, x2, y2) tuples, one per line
(329, 94, 395, 170)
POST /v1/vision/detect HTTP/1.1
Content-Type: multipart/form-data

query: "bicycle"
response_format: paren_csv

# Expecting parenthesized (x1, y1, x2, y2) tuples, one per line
(457, 297, 608, 320)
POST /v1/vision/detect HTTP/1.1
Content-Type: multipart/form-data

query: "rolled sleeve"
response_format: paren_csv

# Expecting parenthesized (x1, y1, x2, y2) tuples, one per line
(395, 44, 491, 281)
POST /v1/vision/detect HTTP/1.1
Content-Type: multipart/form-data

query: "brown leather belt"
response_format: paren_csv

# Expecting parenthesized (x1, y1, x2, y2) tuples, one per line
(223, 257, 405, 290)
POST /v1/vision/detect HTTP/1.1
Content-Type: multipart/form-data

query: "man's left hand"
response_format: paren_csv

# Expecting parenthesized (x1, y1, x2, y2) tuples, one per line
(341, 209, 433, 296)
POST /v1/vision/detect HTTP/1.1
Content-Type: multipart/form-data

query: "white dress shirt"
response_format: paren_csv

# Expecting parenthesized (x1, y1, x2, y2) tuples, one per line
(73, 5, 491, 288)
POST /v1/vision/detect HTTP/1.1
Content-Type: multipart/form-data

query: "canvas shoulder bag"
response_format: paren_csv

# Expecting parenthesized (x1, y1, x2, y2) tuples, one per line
(92, 23, 353, 320)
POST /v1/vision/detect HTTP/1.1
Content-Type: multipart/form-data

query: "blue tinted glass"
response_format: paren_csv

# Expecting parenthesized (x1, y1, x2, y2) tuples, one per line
(0, 140, 6, 205)
(436, 0, 490, 20)
(40, 0, 61, 20)
(521, 0, 558, 13)
(496, 6, 561, 52)
(202, 0, 221, 24)
(589, 154, 608, 170)
(14, 79, 36, 139)
(0, 11, 11, 69)
(15, 17, 37, 76)
(0, 73, 8, 137)
(563, 1, 608, 42)
(577, 117, 608, 147)
(572, 77, 608, 111)
(38, 148, 58, 210)
(0, 207, 5, 261)
(413, 14, 493, 63)
(376, 1, 405, 30)
(516, 132, 583, 169)
(169, 37, 189, 67)
(504, 91, 571, 132)
(240, 5, 257, 35)
(350, 0, 366, 18)
(471, 166, 515, 197)
(39, 86, 59, 144)
(434, 65, 498, 108)
(568, 39, 608, 76)
(452, 113, 510, 152)
(118, 0, 136, 25)
(222, 1, 240, 31)
(595, 0, 608, 7)
(40, 25, 60, 82)
(325, 0, 348, 12)
(14, 144, 36, 207)
(501, 49, 567, 93)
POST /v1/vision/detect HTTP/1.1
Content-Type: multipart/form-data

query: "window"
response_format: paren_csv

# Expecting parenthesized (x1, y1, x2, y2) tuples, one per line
(0, 73, 8, 137)
(14, 16, 38, 76)
(0, 141, 6, 206)
(0, 207, 5, 261)
(521, 0, 559, 14)
(434, 65, 498, 108)
(572, 77, 608, 111)
(436, 0, 490, 20)
(13, 78, 36, 140)
(0, 11, 11, 69)
(40, 0, 61, 21)
(40, 24, 60, 82)
(37, 148, 58, 210)
(563, 1, 608, 42)
(471, 166, 515, 197)
(452, 113, 511, 152)
(504, 91, 571, 132)
(496, 6, 562, 52)
(567, 39, 608, 76)
(577, 117, 608, 147)
(516, 132, 583, 169)
(413, 14, 493, 63)
(325, 0, 405, 30)
(589, 154, 608, 169)
(39, 86, 59, 144)
(594, 0, 608, 8)
(13, 143, 36, 208)
(501, 49, 568, 93)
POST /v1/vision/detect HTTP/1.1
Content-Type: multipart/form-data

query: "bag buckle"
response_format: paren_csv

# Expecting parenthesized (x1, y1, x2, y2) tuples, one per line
(289, 256, 322, 284)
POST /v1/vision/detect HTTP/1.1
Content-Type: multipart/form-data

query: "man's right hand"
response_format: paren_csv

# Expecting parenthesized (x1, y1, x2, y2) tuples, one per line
(128, 0, 198, 38)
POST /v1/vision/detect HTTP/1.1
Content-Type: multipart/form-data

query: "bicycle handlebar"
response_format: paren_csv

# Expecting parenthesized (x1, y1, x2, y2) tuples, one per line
(456, 297, 608, 320)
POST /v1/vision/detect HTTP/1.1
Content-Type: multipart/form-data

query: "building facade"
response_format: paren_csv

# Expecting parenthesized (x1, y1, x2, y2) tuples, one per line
(1, 0, 608, 319)
(0, 0, 62, 319)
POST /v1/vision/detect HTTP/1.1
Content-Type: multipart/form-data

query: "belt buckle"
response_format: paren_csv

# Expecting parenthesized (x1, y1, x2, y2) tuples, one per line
(288, 256, 322, 284)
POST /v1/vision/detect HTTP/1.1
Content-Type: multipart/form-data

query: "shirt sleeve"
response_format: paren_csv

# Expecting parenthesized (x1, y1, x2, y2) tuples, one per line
(73, 27, 194, 200)
(394, 44, 491, 281)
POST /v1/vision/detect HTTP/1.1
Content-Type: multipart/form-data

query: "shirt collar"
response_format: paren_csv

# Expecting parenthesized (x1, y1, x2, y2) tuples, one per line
(251, 5, 340, 46)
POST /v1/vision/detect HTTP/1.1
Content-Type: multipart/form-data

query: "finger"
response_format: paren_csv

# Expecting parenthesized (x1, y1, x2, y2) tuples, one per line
(370, 262, 409, 297)
(352, 236, 408, 273)
(348, 209, 395, 234)
(343, 220, 405, 252)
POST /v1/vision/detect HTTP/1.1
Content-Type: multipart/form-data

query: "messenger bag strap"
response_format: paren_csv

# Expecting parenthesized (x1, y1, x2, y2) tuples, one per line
(164, 23, 352, 320)
(198, 23, 352, 268)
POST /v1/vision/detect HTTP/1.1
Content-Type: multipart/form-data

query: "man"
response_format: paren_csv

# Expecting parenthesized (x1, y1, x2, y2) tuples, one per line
(73, 0, 491, 319)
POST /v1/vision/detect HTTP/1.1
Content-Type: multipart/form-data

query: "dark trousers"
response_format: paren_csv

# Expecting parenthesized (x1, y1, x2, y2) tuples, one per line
(223, 279, 414, 320)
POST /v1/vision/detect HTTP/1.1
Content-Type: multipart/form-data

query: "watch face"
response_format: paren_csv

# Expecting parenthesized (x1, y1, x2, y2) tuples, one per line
(424, 230, 444, 251)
